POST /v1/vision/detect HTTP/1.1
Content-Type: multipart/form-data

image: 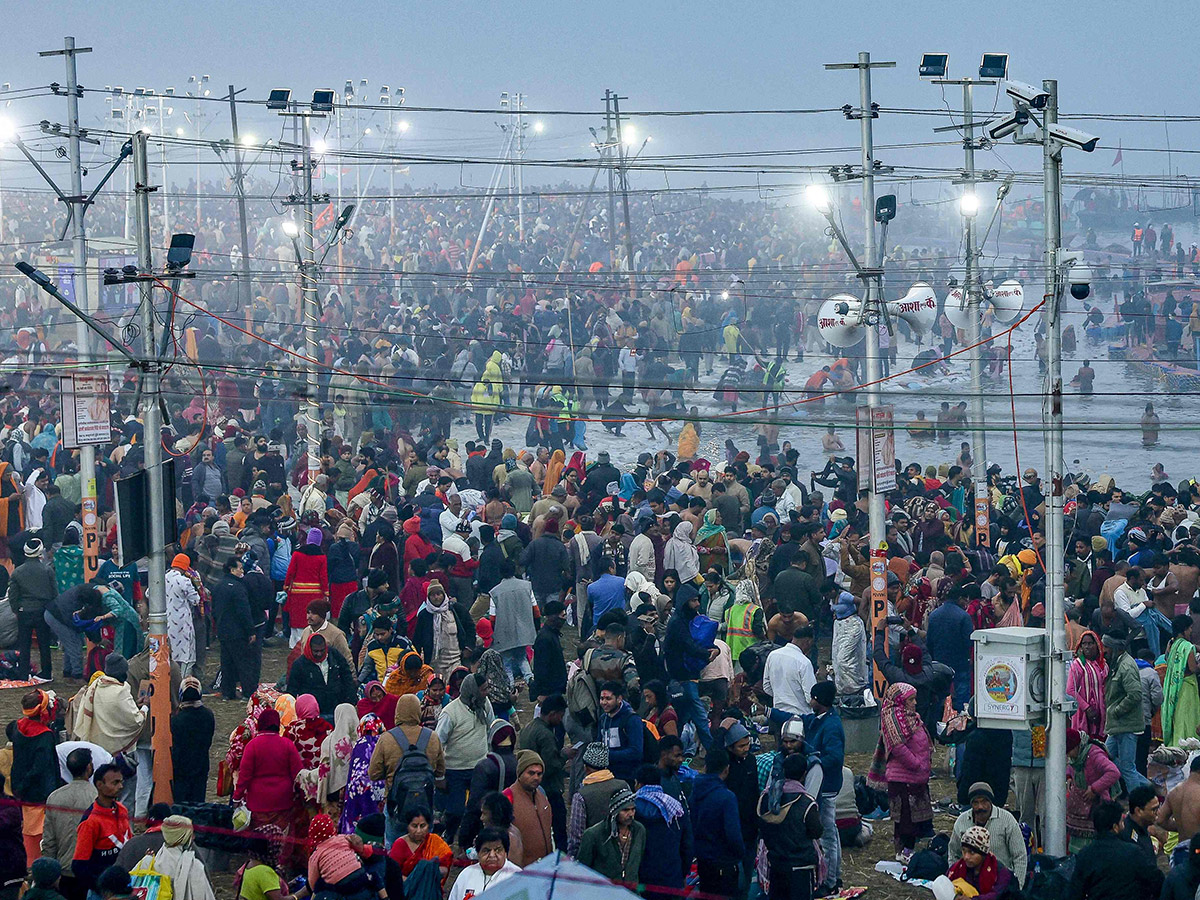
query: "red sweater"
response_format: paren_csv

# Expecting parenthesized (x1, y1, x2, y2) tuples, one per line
(233, 732, 303, 814)
(73, 801, 132, 888)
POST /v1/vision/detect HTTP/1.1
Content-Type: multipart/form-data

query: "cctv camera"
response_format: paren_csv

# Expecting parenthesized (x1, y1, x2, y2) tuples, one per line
(984, 109, 1030, 141)
(1003, 80, 1050, 110)
(1068, 262, 1091, 300)
(1047, 123, 1099, 153)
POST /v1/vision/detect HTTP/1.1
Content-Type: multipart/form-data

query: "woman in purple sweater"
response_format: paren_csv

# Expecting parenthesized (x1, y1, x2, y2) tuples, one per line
(867, 683, 933, 862)
(233, 708, 302, 860)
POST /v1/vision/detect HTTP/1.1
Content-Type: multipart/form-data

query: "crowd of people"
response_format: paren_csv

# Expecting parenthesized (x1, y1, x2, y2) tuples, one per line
(0, 174, 1194, 900)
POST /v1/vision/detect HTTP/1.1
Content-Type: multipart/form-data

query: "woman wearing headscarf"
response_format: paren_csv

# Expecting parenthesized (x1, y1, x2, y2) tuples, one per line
(283, 529, 329, 649)
(224, 690, 279, 775)
(402, 516, 436, 580)
(136, 816, 216, 900)
(542, 449, 566, 496)
(1162, 614, 1200, 747)
(11, 689, 61, 866)
(1066, 630, 1108, 741)
(946, 825, 1013, 900)
(356, 681, 398, 730)
(414, 582, 472, 678)
(284, 694, 333, 771)
(1065, 727, 1120, 852)
(310, 703, 359, 811)
(170, 677, 215, 804)
(617, 473, 638, 503)
(297, 813, 380, 898)
(274, 694, 297, 729)
(578, 787, 645, 884)
(337, 713, 388, 833)
(695, 509, 730, 575)
(367, 520, 401, 595)
(664, 521, 701, 584)
(232, 708, 302, 860)
(435, 672, 494, 842)
(165, 553, 200, 675)
(867, 683, 932, 862)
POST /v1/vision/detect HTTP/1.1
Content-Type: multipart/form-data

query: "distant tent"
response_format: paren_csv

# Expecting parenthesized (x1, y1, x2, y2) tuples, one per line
(475, 852, 641, 900)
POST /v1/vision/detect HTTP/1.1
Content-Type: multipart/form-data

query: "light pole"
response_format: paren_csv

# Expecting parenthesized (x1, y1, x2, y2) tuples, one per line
(985, 72, 1098, 859)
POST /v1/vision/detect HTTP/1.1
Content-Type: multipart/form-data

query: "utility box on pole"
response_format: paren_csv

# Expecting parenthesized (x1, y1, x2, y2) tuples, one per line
(971, 627, 1048, 730)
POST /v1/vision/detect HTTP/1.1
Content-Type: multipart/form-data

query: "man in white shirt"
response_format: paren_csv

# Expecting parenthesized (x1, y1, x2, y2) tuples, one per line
(439, 492, 465, 541)
(763, 625, 817, 721)
(1113, 567, 1149, 619)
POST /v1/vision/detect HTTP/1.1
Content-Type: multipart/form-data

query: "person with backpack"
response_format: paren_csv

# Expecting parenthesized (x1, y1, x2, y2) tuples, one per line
(662, 583, 717, 752)
(757, 753, 823, 900)
(465, 721, 519, 831)
(368, 694, 446, 849)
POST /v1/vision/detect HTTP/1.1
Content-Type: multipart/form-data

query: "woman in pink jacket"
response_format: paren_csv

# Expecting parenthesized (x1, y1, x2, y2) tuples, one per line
(867, 683, 933, 862)
(1065, 727, 1121, 852)
(232, 708, 302, 857)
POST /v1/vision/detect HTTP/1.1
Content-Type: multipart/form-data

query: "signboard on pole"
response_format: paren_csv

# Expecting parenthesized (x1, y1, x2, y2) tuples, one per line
(870, 406, 897, 493)
(976, 481, 990, 547)
(870, 549, 889, 700)
(61, 374, 113, 448)
(856, 404, 896, 493)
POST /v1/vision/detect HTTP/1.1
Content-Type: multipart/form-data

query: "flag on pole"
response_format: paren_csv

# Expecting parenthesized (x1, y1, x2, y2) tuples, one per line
(314, 202, 335, 229)
(1112, 141, 1123, 167)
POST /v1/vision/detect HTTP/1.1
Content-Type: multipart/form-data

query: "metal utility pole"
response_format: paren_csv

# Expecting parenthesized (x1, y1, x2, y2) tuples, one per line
(603, 90, 619, 270)
(611, 93, 637, 294)
(226, 86, 254, 310)
(826, 51, 895, 555)
(41, 37, 100, 582)
(300, 120, 322, 503)
(515, 92, 526, 241)
(1040, 78, 1068, 859)
(132, 131, 173, 804)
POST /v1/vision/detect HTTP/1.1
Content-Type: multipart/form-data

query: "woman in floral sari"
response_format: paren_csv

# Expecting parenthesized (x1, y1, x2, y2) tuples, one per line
(337, 714, 387, 833)
(1066, 630, 1108, 741)
(282, 694, 332, 867)
(695, 508, 730, 575)
(1162, 614, 1200, 747)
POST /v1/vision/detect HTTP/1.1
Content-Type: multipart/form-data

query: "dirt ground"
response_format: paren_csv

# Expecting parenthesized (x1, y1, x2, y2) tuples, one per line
(0, 634, 959, 899)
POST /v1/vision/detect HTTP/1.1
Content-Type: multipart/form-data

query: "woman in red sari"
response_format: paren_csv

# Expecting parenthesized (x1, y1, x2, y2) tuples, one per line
(387, 806, 452, 885)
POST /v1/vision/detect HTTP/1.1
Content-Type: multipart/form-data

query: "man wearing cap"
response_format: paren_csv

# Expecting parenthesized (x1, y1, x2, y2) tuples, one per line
(503, 750, 554, 866)
(10, 536, 56, 680)
(519, 694, 570, 847)
(803, 681, 846, 894)
(583, 451, 620, 503)
(1103, 631, 1151, 793)
(948, 781, 1027, 886)
(566, 742, 629, 856)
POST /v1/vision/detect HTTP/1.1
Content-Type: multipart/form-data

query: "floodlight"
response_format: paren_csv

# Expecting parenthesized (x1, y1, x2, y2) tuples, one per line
(240, 134, 256, 146)
(281, 220, 299, 238)
(266, 89, 291, 111)
(960, 193, 980, 216)
(312, 90, 335, 112)
(396, 120, 410, 133)
(175, 127, 184, 136)
(806, 184, 832, 213)
(622, 124, 637, 147)
(312, 138, 328, 155)
(533, 121, 545, 134)
(0, 118, 15, 143)
(979, 53, 1008, 80)
(919, 53, 949, 79)
(166, 233, 195, 272)
(875, 194, 897, 223)
(335, 204, 356, 230)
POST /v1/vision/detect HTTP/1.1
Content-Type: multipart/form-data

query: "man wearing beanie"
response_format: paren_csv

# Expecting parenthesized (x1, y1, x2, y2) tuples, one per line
(803, 680, 847, 894)
(504, 750, 553, 866)
(566, 742, 629, 856)
(948, 781, 1027, 886)
(10, 536, 56, 680)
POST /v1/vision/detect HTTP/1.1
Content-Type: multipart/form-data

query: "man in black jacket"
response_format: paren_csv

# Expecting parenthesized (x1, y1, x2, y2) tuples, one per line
(582, 450, 620, 502)
(475, 525, 506, 595)
(287, 633, 357, 718)
(1068, 800, 1163, 900)
(663, 584, 717, 751)
(532, 600, 568, 702)
(211, 557, 260, 700)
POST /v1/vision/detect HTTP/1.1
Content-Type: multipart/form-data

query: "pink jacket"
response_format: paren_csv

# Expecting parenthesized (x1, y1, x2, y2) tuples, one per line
(233, 732, 302, 814)
(885, 724, 932, 784)
(1070, 746, 1121, 799)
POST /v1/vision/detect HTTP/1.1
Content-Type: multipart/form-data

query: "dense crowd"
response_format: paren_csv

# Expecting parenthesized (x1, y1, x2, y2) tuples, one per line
(0, 178, 1193, 900)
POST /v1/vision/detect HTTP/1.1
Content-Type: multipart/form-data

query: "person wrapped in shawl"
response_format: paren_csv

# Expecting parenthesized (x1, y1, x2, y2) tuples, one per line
(947, 825, 1013, 900)
(337, 714, 387, 833)
(867, 682, 933, 857)
(1162, 613, 1200, 747)
(284, 693, 332, 770)
(1066, 630, 1108, 741)
(299, 703, 357, 807)
(695, 508, 730, 574)
(1065, 727, 1121, 851)
(357, 681, 398, 729)
(224, 690, 280, 774)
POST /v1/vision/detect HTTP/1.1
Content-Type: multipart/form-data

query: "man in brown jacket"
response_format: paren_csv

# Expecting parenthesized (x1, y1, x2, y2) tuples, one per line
(368, 694, 446, 846)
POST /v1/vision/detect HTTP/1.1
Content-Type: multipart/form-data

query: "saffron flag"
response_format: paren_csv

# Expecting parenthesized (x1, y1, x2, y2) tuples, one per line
(314, 202, 335, 230)
(1112, 141, 1123, 167)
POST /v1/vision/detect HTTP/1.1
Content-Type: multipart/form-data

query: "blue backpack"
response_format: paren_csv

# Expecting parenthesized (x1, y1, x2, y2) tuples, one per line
(270, 536, 293, 581)
(685, 614, 720, 675)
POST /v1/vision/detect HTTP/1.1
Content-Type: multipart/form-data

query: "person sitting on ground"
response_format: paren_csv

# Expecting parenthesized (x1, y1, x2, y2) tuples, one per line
(946, 826, 1014, 900)
(947, 782, 1027, 887)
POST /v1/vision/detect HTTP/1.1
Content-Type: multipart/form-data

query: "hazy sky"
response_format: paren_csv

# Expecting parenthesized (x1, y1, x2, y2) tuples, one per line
(1, 2, 1194, 202)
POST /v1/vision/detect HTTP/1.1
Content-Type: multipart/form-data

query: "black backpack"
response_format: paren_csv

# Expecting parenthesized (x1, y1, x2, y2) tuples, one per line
(385, 726, 435, 816)
(903, 834, 950, 882)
